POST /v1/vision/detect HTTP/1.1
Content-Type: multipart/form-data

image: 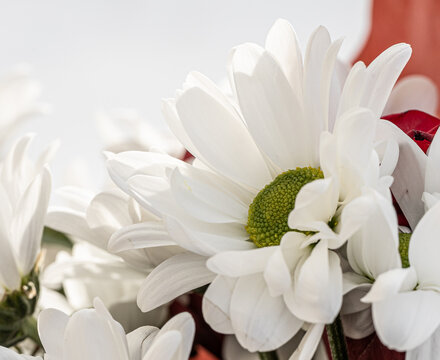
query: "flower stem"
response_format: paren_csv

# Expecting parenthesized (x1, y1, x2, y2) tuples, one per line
(326, 316, 349, 360)
(22, 316, 41, 347)
(258, 351, 279, 360)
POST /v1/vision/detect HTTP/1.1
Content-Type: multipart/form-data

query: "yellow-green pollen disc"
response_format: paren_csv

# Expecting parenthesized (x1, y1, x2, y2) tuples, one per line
(399, 233, 411, 268)
(246, 167, 324, 248)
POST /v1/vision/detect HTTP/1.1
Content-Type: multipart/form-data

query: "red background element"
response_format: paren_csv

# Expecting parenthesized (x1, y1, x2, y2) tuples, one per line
(356, 0, 440, 105)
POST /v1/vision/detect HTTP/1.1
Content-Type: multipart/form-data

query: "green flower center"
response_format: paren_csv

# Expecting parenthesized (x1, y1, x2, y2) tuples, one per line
(398, 233, 411, 268)
(246, 167, 324, 248)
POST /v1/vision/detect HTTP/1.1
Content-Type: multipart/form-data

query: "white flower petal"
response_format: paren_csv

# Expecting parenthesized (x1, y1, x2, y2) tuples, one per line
(155, 312, 195, 360)
(376, 120, 426, 230)
(0, 346, 41, 359)
(232, 43, 314, 169)
(86, 190, 133, 230)
(108, 222, 176, 253)
(137, 253, 214, 312)
(406, 325, 440, 360)
(288, 178, 338, 232)
(142, 330, 181, 360)
(264, 245, 292, 297)
(170, 166, 249, 223)
(38, 308, 69, 358)
(207, 247, 274, 277)
(175, 85, 271, 189)
(346, 190, 401, 279)
(362, 267, 417, 303)
(126, 326, 158, 360)
(371, 290, 440, 351)
(230, 274, 303, 352)
(425, 130, 440, 195)
(383, 75, 438, 116)
(202, 275, 237, 334)
(361, 43, 412, 118)
(289, 323, 325, 360)
(265, 18, 303, 98)
(409, 201, 440, 287)
(285, 241, 342, 324)
(13, 166, 51, 274)
(165, 217, 252, 257)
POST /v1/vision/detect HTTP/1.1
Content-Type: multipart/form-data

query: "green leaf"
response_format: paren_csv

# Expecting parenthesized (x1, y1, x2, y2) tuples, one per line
(42, 227, 73, 249)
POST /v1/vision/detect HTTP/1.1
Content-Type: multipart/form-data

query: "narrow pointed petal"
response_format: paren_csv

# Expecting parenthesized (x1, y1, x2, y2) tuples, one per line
(207, 247, 274, 277)
(383, 75, 438, 116)
(265, 19, 303, 97)
(230, 274, 303, 352)
(202, 276, 237, 334)
(38, 308, 69, 358)
(409, 201, 440, 287)
(175, 85, 271, 189)
(232, 43, 314, 169)
(285, 241, 342, 324)
(289, 323, 325, 360)
(371, 290, 440, 352)
(137, 253, 214, 312)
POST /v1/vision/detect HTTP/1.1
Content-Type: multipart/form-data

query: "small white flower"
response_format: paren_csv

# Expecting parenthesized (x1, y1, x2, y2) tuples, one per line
(34, 298, 194, 360)
(363, 200, 440, 359)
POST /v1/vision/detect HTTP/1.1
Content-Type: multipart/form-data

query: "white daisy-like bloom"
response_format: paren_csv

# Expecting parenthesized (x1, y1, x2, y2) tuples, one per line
(0, 134, 54, 301)
(96, 108, 186, 158)
(362, 200, 440, 359)
(107, 19, 410, 354)
(0, 65, 49, 146)
(0, 298, 195, 360)
(40, 242, 168, 332)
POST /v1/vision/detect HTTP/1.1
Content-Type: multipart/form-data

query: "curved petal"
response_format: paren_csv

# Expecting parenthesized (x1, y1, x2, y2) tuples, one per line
(154, 312, 195, 360)
(137, 253, 214, 312)
(406, 325, 440, 360)
(170, 166, 249, 223)
(202, 275, 237, 334)
(175, 85, 271, 189)
(206, 247, 274, 278)
(142, 331, 181, 360)
(285, 241, 342, 324)
(38, 308, 69, 358)
(346, 189, 401, 279)
(108, 222, 176, 253)
(383, 75, 438, 116)
(232, 43, 314, 169)
(371, 290, 440, 352)
(375, 120, 426, 230)
(230, 274, 303, 352)
(265, 18, 303, 98)
(410, 201, 440, 288)
(290, 323, 325, 360)
(288, 178, 338, 233)
(425, 130, 440, 195)
(126, 326, 158, 360)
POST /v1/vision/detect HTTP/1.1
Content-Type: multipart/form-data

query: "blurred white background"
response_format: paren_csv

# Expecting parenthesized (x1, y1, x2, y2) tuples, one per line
(0, 0, 372, 188)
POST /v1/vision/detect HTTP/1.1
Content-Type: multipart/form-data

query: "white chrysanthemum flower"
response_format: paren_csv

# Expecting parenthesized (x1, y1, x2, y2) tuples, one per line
(107, 19, 410, 354)
(362, 200, 440, 358)
(96, 108, 186, 158)
(0, 298, 195, 360)
(0, 135, 54, 300)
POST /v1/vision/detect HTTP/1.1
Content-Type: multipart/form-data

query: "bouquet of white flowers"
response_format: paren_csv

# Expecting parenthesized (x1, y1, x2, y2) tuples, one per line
(0, 18, 439, 360)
